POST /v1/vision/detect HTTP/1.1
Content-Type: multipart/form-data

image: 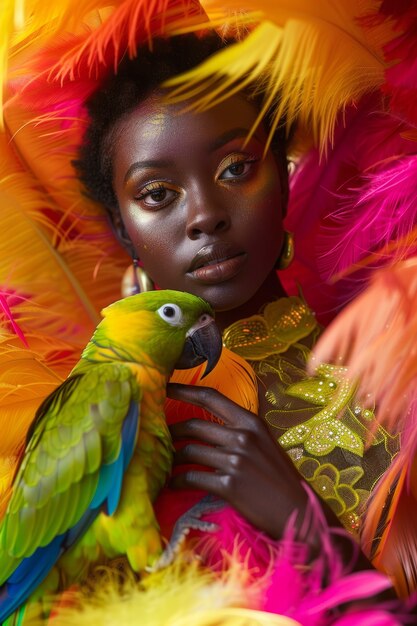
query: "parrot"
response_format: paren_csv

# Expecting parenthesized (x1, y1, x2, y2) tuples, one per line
(0, 289, 222, 624)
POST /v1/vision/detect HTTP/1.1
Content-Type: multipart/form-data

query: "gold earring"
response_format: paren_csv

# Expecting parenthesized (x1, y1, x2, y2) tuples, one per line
(276, 231, 294, 270)
(121, 259, 155, 297)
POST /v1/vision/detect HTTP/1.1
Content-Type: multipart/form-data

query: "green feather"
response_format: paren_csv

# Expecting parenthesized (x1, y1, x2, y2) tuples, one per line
(0, 362, 138, 580)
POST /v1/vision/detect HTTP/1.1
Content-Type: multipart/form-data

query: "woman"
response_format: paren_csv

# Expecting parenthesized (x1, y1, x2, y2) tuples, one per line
(75, 33, 377, 561)
(1, 1, 415, 622)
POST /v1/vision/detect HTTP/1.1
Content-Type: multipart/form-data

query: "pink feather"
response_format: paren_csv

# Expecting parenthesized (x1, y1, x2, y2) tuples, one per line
(284, 94, 415, 323)
(192, 488, 405, 624)
(332, 610, 404, 626)
(0, 292, 28, 347)
(285, 2, 417, 319)
(321, 155, 417, 275)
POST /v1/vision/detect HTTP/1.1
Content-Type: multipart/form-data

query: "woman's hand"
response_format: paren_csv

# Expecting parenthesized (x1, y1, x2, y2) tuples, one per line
(167, 382, 315, 541)
(167, 382, 387, 581)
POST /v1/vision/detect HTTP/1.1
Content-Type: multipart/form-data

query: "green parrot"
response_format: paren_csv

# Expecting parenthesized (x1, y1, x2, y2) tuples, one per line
(0, 290, 222, 624)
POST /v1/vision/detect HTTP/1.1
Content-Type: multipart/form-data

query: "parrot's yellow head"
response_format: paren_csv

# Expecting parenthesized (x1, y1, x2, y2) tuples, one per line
(83, 290, 222, 376)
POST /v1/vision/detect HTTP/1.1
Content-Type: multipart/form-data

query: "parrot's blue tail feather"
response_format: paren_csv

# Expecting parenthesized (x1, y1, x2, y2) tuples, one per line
(90, 401, 139, 516)
(0, 534, 63, 623)
(121, 401, 140, 472)
(105, 454, 124, 516)
(90, 463, 117, 512)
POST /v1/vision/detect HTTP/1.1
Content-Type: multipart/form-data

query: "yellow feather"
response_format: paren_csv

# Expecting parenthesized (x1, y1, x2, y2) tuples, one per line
(0, 1, 18, 125)
(29, 559, 298, 626)
(165, 0, 395, 153)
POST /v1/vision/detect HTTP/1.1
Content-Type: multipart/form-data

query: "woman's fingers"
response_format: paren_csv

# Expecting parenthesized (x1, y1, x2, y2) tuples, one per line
(170, 417, 261, 451)
(170, 418, 227, 443)
(173, 442, 230, 469)
(166, 382, 314, 539)
(167, 383, 257, 429)
(170, 467, 226, 496)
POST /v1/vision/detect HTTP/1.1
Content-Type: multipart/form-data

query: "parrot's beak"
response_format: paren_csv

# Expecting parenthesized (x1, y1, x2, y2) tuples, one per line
(175, 314, 222, 377)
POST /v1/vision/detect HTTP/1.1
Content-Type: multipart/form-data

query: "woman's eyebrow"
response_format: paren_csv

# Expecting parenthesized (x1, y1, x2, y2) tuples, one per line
(124, 159, 172, 184)
(209, 128, 262, 152)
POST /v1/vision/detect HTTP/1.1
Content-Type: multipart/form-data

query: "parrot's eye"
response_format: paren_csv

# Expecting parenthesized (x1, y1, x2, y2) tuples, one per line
(157, 303, 184, 326)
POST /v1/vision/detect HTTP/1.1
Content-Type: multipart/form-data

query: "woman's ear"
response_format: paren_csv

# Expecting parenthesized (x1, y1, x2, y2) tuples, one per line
(273, 148, 290, 218)
(107, 206, 136, 257)
(269, 129, 290, 218)
(280, 157, 290, 218)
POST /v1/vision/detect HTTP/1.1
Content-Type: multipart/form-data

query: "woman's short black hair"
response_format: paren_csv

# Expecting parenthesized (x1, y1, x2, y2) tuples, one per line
(75, 33, 227, 213)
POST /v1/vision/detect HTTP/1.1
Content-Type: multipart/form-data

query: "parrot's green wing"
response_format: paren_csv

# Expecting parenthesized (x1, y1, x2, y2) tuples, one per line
(0, 362, 141, 592)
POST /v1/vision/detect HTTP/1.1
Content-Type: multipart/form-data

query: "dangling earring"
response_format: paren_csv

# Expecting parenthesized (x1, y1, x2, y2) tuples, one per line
(276, 231, 294, 270)
(121, 259, 154, 297)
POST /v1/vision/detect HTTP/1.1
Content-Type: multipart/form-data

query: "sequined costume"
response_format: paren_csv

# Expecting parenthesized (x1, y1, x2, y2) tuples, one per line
(222, 297, 399, 537)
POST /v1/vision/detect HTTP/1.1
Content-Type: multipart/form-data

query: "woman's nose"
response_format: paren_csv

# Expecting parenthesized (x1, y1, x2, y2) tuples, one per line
(185, 194, 231, 239)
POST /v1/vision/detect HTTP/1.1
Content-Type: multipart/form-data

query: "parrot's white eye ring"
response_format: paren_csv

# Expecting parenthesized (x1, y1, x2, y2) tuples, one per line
(157, 303, 184, 326)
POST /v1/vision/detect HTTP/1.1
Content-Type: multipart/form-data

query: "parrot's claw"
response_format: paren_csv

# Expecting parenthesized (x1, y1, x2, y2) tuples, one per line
(150, 495, 224, 571)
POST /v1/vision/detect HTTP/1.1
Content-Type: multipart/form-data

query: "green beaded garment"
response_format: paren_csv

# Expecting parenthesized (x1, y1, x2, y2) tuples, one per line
(223, 296, 399, 535)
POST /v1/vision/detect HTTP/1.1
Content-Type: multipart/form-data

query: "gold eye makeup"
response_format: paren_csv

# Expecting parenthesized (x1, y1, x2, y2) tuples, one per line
(135, 181, 179, 209)
(216, 153, 259, 182)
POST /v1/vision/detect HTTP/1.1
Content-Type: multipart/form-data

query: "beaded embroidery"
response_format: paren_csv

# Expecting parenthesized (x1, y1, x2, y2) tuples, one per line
(279, 364, 362, 456)
(222, 297, 316, 360)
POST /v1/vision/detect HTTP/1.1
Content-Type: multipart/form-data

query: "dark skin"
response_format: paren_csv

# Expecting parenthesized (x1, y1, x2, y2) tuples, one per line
(111, 91, 393, 586)
(166, 383, 377, 575)
(168, 383, 319, 541)
(112, 92, 287, 325)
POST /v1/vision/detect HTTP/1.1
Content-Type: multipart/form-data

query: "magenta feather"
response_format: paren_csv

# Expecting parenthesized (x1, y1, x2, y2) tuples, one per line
(285, 1, 417, 319)
(332, 610, 403, 626)
(192, 492, 405, 624)
(321, 155, 417, 275)
(284, 94, 415, 323)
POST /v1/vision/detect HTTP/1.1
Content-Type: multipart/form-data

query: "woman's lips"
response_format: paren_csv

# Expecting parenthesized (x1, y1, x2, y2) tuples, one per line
(187, 252, 248, 284)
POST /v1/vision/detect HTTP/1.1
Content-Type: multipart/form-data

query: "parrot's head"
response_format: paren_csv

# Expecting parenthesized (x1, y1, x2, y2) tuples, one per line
(88, 290, 222, 376)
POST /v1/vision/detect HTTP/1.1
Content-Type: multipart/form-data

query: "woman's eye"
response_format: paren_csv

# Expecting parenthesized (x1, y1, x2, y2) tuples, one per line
(218, 158, 256, 181)
(136, 184, 178, 208)
(149, 188, 167, 202)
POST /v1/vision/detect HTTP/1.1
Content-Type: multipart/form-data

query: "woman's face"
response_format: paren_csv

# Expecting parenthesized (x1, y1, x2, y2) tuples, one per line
(112, 93, 286, 312)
